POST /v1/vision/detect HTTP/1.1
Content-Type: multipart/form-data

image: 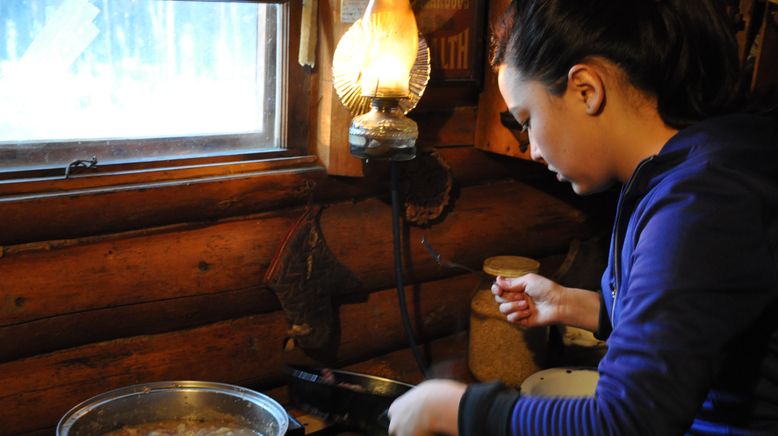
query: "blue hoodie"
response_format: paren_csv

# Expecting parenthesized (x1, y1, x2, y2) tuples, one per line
(459, 113, 778, 435)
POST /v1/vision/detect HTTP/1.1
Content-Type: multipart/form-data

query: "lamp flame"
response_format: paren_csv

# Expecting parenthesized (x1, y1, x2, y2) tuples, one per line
(357, 0, 419, 98)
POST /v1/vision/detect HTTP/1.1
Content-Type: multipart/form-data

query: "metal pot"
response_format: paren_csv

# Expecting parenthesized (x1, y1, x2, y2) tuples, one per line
(57, 380, 289, 436)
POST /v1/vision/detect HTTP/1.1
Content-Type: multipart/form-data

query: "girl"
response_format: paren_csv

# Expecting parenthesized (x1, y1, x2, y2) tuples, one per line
(388, 0, 778, 434)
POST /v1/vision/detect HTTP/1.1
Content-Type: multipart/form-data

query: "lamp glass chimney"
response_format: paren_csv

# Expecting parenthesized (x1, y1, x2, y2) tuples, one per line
(358, 0, 419, 98)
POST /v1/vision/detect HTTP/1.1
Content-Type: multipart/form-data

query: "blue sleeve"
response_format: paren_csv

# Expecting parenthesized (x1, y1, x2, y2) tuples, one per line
(459, 382, 519, 435)
(460, 160, 777, 435)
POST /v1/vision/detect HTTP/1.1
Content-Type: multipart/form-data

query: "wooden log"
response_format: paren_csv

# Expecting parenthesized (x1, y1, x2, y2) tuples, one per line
(0, 212, 297, 326)
(0, 181, 585, 361)
(321, 180, 587, 292)
(0, 180, 584, 324)
(0, 155, 318, 197)
(313, 146, 561, 203)
(0, 287, 277, 362)
(1, 313, 289, 435)
(0, 273, 480, 435)
(0, 252, 564, 363)
(0, 141, 567, 253)
(312, 146, 513, 204)
(0, 164, 325, 246)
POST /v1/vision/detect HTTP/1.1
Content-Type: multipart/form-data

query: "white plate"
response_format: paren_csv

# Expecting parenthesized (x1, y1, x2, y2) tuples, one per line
(520, 367, 598, 397)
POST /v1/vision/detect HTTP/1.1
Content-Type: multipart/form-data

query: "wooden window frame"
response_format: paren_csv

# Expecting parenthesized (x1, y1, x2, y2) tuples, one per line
(0, 0, 322, 246)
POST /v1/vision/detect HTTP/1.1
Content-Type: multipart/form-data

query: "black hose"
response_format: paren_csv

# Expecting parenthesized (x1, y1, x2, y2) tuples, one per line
(390, 160, 429, 377)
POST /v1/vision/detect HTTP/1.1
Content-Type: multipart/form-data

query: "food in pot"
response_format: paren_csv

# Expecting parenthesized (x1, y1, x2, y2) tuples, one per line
(103, 418, 263, 436)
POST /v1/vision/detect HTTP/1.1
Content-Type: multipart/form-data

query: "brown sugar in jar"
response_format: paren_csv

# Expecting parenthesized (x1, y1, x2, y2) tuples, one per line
(468, 256, 548, 387)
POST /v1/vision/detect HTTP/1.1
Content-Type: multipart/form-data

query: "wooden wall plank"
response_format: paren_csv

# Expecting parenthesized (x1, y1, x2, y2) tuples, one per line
(0, 287, 276, 362)
(0, 180, 584, 362)
(0, 156, 318, 197)
(473, 0, 529, 159)
(286, 0, 314, 155)
(314, 0, 364, 177)
(0, 180, 585, 330)
(0, 165, 325, 246)
(1, 313, 288, 435)
(0, 273, 480, 435)
(311, 146, 510, 203)
(0, 252, 563, 364)
(313, 146, 558, 203)
(321, 180, 587, 292)
(0, 212, 296, 326)
(0, 141, 569, 252)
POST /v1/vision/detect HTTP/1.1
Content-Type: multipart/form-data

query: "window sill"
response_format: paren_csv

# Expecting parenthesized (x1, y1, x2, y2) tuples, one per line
(0, 152, 315, 196)
(0, 154, 326, 246)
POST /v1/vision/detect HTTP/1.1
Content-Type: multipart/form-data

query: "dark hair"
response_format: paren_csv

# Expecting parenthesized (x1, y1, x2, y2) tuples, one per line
(491, 0, 744, 128)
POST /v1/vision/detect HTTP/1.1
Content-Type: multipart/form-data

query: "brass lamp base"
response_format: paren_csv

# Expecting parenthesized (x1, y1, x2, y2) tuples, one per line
(348, 98, 418, 161)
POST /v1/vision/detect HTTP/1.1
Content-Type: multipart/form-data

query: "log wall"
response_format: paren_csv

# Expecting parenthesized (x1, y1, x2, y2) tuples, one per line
(0, 104, 613, 434)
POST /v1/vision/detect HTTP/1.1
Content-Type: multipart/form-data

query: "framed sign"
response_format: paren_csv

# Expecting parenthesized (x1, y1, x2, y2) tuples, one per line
(412, 0, 487, 86)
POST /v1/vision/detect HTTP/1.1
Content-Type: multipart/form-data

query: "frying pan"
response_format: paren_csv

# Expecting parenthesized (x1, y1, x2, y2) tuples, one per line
(286, 365, 415, 435)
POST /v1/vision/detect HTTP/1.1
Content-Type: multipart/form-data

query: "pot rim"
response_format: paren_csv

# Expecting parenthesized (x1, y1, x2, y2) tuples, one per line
(57, 380, 288, 436)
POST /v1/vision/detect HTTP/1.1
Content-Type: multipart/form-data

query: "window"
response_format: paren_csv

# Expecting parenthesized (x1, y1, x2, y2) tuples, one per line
(0, 0, 289, 175)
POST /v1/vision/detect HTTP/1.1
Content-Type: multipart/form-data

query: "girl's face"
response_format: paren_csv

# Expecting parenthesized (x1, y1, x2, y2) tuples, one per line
(497, 64, 615, 195)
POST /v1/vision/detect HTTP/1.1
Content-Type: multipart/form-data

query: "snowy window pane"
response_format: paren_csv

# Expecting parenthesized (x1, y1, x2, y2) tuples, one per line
(0, 0, 285, 171)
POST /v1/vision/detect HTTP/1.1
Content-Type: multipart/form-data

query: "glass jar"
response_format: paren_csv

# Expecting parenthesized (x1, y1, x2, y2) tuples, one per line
(468, 256, 548, 387)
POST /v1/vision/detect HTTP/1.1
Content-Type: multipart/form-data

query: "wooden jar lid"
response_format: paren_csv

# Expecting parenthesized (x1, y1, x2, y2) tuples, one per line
(469, 254, 547, 386)
(471, 256, 540, 316)
(483, 256, 540, 277)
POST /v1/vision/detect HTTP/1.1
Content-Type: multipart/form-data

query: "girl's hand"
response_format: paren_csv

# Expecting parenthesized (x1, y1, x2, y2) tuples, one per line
(387, 379, 465, 436)
(491, 273, 564, 327)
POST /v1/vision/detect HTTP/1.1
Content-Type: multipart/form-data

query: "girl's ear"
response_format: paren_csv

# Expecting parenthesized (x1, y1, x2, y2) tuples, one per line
(567, 64, 605, 115)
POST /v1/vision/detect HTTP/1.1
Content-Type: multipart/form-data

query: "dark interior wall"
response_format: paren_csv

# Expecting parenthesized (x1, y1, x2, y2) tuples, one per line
(0, 0, 624, 431)
(0, 107, 615, 434)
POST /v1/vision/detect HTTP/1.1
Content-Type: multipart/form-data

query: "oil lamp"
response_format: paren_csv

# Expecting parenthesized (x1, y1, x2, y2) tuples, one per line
(332, 0, 430, 161)
(332, 0, 432, 375)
